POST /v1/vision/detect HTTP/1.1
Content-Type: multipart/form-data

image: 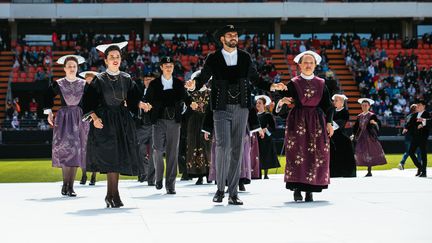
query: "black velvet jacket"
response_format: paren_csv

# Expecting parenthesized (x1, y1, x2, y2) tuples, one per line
(143, 76, 192, 124)
(194, 49, 272, 111)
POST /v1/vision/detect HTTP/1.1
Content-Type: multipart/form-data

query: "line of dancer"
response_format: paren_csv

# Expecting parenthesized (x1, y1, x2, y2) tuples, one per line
(44, 24, 428, 208)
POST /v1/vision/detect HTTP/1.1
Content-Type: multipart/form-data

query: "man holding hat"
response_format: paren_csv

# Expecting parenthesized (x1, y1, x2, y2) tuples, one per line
(140, 57, 196, 194)
(185, 25, 287, 205)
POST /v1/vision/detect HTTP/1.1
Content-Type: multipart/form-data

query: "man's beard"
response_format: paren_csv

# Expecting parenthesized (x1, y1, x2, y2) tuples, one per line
(224, 40, 237, 48)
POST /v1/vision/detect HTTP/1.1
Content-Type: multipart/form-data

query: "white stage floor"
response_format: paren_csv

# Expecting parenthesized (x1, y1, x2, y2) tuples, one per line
(1, 169, 431, 243)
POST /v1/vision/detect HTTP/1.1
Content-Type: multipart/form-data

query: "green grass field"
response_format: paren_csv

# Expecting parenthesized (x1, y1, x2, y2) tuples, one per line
(0, 154, 430, 183)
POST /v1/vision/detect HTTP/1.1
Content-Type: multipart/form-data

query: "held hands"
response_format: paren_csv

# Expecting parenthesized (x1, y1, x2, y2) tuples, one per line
(190, 102, 198, 111)
(47, 113, 54, 126)
(280, 97, 294, 106)
(327, 123, 334, 138)
(204, 132, 210, 141)
(258, 129, 265, 139)
(91, 113, 103, 129)
(402, 128, 408, 135)
(184, 79, 196, 91)
(270, 83, 288, 91)
(139, 101, 152, 112)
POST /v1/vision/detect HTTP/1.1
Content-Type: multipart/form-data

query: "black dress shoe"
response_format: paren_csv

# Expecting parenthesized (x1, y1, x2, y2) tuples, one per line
(415, 169, 422, 176)
(113, 194, 124, 208)
(67, 187, 77, 197)
(79, 175, 87, 185)
(365, 172, 372, 177)
(213, 190, 224, 203)
(305, 192, 313, 202)
(155, 180, 163, 190)
(195, 177, 203, 185)
(228, 195, 243, 205)
(166, 189, 176, 194)
(419, 172, 427, 178)
(89, 174, 96, 186)
(61, 184, 68, 196)
(138, 174, 146, 183)
(180, 174, 191, 181)
(105, 195, 114, 208)
(239, 182, 246, 192)
(294, 189, 303, 202)
(264, 175, 269, 179)
(206, 176, 212, 184)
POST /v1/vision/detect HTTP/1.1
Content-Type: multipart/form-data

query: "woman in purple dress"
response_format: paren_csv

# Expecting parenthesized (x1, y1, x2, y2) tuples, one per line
(276, 51, 334, 202)
(44, 55, 89, 197)
(352, 98, 387, 177)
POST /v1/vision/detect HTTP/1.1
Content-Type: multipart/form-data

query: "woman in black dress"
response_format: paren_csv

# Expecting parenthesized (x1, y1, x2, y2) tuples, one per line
(329, 94, 356, 177)
(79, 71, 99, 186)
(255, 95, 280, 179)
(83, 42, 140, 208)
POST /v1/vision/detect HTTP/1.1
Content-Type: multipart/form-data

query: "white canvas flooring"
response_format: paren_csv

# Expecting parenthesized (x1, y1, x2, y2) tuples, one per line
(1, 168, 431, 243)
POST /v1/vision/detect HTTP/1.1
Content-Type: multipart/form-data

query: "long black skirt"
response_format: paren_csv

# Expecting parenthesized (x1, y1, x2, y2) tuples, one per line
(258, 135, 280, 170)
(329, 131, 357, 178)
(86, 105, 139, 176)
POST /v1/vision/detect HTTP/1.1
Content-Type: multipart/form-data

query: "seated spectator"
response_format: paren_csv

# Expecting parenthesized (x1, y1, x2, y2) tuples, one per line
(11, 111, 20, 130)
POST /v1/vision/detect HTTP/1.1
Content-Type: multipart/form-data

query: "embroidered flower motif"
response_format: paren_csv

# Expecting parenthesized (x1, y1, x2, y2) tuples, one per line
(286, 140, 295, 150)
(294, 155, 304, 165)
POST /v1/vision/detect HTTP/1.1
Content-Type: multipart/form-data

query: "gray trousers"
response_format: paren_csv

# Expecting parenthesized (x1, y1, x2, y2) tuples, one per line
(152, 119, 181, 190)
(136, 125, 155, 183)
(214, 105, 248, 197)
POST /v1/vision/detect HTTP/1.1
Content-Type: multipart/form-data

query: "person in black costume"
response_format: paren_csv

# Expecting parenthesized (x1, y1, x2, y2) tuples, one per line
(329, 94, 356, 177)
(82, 42, 141, 208)
(254, 95, 280, 179)
(404, 99, 430, 177)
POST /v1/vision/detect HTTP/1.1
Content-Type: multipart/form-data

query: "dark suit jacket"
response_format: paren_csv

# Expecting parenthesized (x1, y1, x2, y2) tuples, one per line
(194, 49, 271, 110)
(143, 77, 191, 124)
(405, 111, 431, 141)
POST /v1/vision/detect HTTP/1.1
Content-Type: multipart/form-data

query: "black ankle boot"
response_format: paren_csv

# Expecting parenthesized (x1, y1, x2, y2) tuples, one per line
(61, 183, 68, 196)
(239, 181, 246, 192)
(294, 189, 303, 202)
(89, 174, 96, 186)
(67, 186, 77, 197)
(79, 175, 87, 185)
(195, 177, 203, 185)
(305, 192, 313, 202)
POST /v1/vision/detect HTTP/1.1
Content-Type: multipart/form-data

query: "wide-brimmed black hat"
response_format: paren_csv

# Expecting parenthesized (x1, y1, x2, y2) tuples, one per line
(160, 56, 174, 65)
(216, 25, 242, 38)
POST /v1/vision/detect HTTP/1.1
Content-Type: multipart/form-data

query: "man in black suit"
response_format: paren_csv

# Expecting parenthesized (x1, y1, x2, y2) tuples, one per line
(185, 25, 286, 205)
(404, 100, 430, 177)
(135, 73, 156, 186)
(140, 57, 196, 194)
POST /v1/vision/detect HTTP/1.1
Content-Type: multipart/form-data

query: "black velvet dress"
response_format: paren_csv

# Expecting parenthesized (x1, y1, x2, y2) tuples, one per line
(82, 72, 140, 176)
(329, 108, 357, 177)
(257, 112, 281, 170)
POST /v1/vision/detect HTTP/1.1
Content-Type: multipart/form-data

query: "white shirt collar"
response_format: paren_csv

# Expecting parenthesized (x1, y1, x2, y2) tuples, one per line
(300, 73, 315, 80)
(221, 48, 238, 66)
(161, 75, 173, 90)
(417, 111, 424, 117)
(336, 107, 344, 112)
(222, 48, 237, 56)
(64, 77, 77, 82)
(106, 69, 120, 76)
